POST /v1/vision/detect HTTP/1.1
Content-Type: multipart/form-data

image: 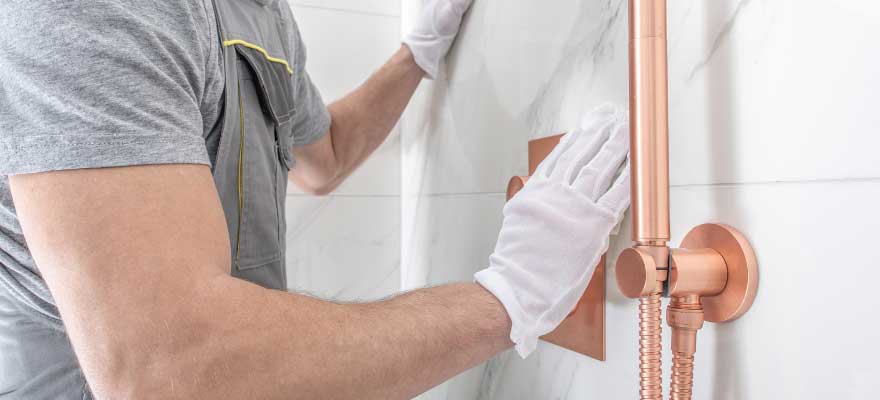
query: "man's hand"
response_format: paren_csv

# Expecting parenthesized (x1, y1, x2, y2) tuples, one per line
(403, 0, 475, 79)
(475, 104, 631, 357)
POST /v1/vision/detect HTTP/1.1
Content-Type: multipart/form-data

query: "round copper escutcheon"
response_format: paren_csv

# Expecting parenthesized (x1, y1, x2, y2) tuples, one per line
(680, 223, 759, 323)
(506, 176, 528, 201)
(615, 247, 657, 298)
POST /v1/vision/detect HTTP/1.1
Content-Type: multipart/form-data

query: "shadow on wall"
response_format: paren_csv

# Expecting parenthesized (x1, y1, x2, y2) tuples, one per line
(701, 1, 747, 398)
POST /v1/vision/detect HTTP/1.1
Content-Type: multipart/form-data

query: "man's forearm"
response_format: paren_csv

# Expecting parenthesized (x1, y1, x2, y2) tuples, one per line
(290, 45, 424, 193)
(152, 278, 512, 400)
(325, 45, 423, 188)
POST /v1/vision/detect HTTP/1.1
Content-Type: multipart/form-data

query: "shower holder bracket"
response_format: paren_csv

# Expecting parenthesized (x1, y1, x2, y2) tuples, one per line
(678, 223, 759, 322)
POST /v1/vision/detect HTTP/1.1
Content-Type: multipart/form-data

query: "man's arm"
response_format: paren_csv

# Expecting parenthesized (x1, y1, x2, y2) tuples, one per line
(10, 165, 511, 400)
(288, 45, 423, 195)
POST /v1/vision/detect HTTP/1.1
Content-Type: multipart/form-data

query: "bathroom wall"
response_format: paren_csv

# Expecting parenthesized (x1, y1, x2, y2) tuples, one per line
(401, 0, 880, 399)
(285, 1, 402, 301)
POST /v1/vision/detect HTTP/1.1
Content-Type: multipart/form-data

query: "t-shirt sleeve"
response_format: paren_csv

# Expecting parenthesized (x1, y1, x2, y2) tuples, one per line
(0, 2, 213, 175)
(283, 7, 332, 147)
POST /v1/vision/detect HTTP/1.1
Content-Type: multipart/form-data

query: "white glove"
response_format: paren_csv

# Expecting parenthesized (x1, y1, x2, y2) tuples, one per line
(475, 104, 631, 358)
(403, 0, 474, 79)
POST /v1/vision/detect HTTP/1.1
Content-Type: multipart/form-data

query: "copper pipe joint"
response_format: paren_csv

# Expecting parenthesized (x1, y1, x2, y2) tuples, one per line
(669, 248, 727, 297)
(667, 297, 704, 400)
(629, 0, 670, 244)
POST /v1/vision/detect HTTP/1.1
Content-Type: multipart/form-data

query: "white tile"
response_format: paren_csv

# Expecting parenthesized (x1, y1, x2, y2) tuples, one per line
(291, 6, 401, 102)
(288, 0, 400, 17)
(285, 196, 400, 301)
(400, 193, 506, 289)
(667, 0, 880, 186)
(287, 5, 402, 196)
(414, 364, 488, 400)
(481, 180, 880, 399)
(403, 0, 880, 196)
(400, 0, 632, 195)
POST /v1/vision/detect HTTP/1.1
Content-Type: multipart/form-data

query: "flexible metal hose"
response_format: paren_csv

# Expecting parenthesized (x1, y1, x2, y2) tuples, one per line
(670, 352, 694, 400)
(638, 289, 663, 400)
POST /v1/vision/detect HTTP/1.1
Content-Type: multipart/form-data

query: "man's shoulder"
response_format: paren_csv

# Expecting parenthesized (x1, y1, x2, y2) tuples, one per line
(0, 0, 216, 45)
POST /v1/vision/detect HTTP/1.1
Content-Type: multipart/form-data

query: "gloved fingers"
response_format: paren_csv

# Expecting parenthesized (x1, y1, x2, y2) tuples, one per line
(573, 121, 630, 200)
(597, 163, 632, 218)
(434, 0, 467, 36)
(553, 104, 625, 183)
(578, 103, 621, 131)
(450, 0, 475, 14)
(534, 130, 578, 177)
(536, 104, 622, 178)
(551, 118, 616, 183)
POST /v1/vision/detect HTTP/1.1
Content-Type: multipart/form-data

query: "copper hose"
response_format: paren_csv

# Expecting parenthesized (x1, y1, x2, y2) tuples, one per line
(670, 352, 694, 400)
(638, 288, 663, 400)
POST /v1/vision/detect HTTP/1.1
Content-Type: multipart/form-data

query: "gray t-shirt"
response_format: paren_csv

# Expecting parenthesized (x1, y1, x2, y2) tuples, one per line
(0, 0, 330, 397)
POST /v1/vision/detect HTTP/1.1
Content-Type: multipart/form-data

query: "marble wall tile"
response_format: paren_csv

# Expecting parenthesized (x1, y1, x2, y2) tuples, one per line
(403, 0, 880, 193)
(289, 5, 402, 196)
(285, 196, 400, 302)
(401, 194, 505, 289)
(401, 0, 628, 195)
(666, 0, 880, 185)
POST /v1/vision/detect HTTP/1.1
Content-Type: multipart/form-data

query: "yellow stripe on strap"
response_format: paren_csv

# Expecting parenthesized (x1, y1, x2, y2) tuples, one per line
(223, 39, 293, 75)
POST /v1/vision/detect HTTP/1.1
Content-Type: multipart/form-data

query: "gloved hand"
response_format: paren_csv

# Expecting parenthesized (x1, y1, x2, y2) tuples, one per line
(475, 104, 631, 358)
(403, 0, 474, 79)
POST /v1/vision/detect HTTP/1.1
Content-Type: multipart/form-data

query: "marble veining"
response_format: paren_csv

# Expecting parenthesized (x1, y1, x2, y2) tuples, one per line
(685, 0, 753, 81)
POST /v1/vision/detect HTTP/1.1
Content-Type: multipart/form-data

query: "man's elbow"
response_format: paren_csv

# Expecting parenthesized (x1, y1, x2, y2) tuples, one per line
(292, 177, 338, 196)
(91, 348, 192, 399)
(289, 167, 342, 196)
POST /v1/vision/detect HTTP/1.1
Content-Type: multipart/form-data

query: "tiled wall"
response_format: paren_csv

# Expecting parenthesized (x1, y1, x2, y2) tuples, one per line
(284, 1, 402, 301)
(402, 0, 880, 399)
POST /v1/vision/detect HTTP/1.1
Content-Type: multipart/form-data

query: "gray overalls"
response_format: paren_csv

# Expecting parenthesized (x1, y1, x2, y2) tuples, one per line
(212, 0, 300, 290)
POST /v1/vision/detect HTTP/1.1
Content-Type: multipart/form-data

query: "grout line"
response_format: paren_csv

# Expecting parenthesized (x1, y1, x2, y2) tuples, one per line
(404, 192, 508, 198)
(287, 177, 880, 199)
(287, 193, 400, 198)
(671, 176, 880, 189)
(288, 3, 400, 18)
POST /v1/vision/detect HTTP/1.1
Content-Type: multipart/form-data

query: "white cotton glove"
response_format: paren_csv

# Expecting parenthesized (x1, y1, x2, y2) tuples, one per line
(403, 0, 474, 79)
(475, 104, 631, 358)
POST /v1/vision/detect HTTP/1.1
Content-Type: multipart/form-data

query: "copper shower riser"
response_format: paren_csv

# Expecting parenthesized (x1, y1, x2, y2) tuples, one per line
(616, 1, 760, 399)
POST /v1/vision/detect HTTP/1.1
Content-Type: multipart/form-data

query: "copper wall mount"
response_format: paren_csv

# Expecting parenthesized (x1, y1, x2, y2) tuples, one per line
(677, 224, 758, 323)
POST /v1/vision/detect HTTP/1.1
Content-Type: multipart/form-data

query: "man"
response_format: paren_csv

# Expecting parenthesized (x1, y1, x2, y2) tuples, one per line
(0, 0, 630, 398)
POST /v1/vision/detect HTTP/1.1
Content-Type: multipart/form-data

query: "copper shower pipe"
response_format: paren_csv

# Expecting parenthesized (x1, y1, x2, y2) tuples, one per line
(629, 0, 670, 249)
(628, 1, 670, 398)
